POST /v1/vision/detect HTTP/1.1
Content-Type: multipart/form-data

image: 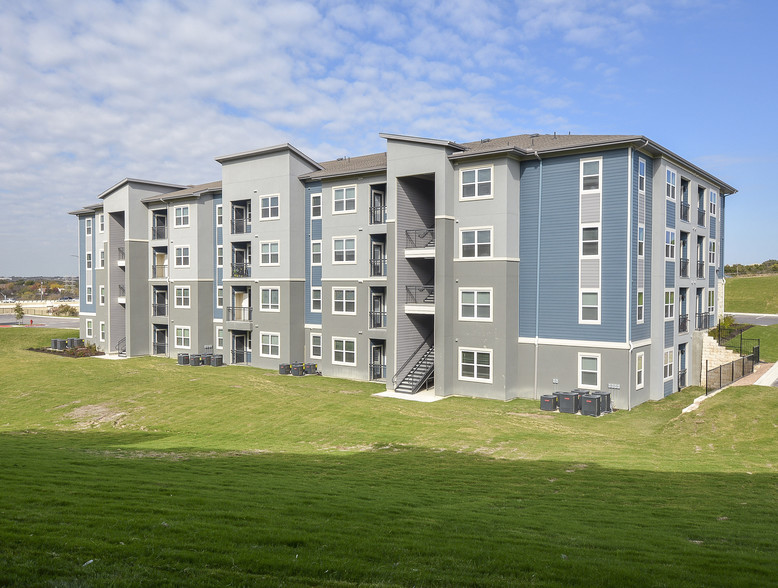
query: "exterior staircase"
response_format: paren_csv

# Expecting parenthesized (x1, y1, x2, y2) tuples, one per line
(395, 346, 434, 394)
(116, 337, 127, 357)
(701, 333, 741, 370)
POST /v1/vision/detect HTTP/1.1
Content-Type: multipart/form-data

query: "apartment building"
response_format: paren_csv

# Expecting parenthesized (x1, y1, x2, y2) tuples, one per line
(71, 133, 735, 409)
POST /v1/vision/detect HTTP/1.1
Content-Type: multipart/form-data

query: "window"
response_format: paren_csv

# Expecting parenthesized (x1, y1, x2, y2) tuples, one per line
(217, 246, 223, 267)
(311, 193, 322, 218)
(310, 333, 322, 359)
(666, 169, 677, 200)
(216, 205, 223, 226)
(216, 327, 223, 349)
(461, 167, 492, 199)
(260, 332, 280, 358)
(663, 349, 674, 380)
(664, 290, 675, 320)
(333, 337, 356, 365)
(261, 194, 279, 219)
(311, 287, 322, 312)
(709, 191, 718, 215)
(708, 290, 715, 315)
(216, 286, 223, 308)
(260, 287, 280, 312)
(459, 348, 492, 383)
(637, 290, 644, 323)
(581, 159, 601, 191)
(333, 186, 356, 213)
(638, 158, 646, 193)
(99, 250, 105, 269)
(580, 291, 599, 323)
(579, 353, 600, 389)
(99, 321, 106, 342)
(99, 214, 105, 233)
(636, 352, 644, 389)
(175, 246, 190, 267)
(260, 241, 280, 265)
(581, 226, 599, 256)
(709, 241, 716, 265)
(86, 319, 93, 338)
(175, 326, 191, 349)
(175, 286, 190, 308)
(86, 253, 92, 269)
(99, 286, 105, 306)
(333, 237, 356, 263)
(333, 288, 356, 314)
(174, 206, 189, 227)
(311, 240, 322, 265)
(459, 288, 492, 321)
(85, 218, 92, 236)
(86, 286, 92, 304)
(665, 230, 675, 260)
(460, 228, 492, 258)
(638, 225, 645, 258)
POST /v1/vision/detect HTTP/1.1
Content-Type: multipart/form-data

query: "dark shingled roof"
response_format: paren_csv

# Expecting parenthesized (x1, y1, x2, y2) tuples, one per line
(457, 134, 642, 155)
(141, 181, 222, 203)
(300, 152, 387, 180)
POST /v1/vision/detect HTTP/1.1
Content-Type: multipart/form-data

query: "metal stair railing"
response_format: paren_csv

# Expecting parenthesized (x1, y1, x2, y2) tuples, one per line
(391, 333, 433, 389)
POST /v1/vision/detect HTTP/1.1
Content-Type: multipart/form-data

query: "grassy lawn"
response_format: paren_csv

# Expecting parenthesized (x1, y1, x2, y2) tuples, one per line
(725, 274, 778, 313)
(728, 324, 778, 362)
(1, 328, 777, 586)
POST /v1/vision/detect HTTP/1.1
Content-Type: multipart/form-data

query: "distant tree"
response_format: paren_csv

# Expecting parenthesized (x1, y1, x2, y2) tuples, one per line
(14, 303, 24, 322)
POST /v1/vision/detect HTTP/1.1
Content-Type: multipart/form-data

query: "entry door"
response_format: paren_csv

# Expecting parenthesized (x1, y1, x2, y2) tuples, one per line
(371, 241, 385, 275)
(234, 334, 246, 363)
(679, 289, 687, 315)
(371, 292, 385, 328)
(155, 288, 167, 305)
(371, 343, 385, 379)
(371, 190, 385, 223)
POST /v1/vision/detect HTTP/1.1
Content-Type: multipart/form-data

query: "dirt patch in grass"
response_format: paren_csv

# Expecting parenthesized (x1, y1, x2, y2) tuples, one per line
(65, 404, 128, 429)
(506, 412, 555, 419)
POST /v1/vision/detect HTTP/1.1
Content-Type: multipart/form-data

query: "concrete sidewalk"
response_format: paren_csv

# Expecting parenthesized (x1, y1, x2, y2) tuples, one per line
(682, 361, 776, 414)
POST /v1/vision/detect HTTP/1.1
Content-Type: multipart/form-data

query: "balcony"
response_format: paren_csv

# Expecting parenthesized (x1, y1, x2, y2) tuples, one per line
(696, 312, 712, 330)
(151, 264, 167, 278)
(231, 263, 251, 278)
(405, 285, 435, 314)
(370, 257, 387, 277)
(369, 362, 387, 380)
(697, 208, 706, 227)
(226, 306, 253, 322)
(680, 202, 690, 222)
(117, 284, 126, 305)
(406, 228, 435, 249)
(231, 349, 251, 364)
(697, 261, 705, 279)
(678, 369, 687, 389)
(369, 310, 387, 329)
(679, 314, 689, 334)
(369, 205, 386, 225)
(152, 303, 168, 317)
(117, 247, 125, 267)
(152, 225, 166, 240)
(679, 259, 689, 278)
(153, 342, 167, 355)
(231, 218, 250, 234)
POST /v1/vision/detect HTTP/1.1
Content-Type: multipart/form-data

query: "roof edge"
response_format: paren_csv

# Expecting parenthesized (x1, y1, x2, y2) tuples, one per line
(98, 178, 187, 200)
(214, 143, 322, 170)
(299, 165, 387, 182)
(379, 132, 466, 151)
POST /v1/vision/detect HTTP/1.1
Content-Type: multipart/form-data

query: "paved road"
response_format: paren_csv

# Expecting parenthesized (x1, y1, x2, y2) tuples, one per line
(0, 314, 79, 330)
(730, 313, 778, 326)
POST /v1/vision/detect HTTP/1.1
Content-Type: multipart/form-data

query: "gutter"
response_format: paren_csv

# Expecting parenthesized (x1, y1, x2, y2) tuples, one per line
(533, 150, 542, 400)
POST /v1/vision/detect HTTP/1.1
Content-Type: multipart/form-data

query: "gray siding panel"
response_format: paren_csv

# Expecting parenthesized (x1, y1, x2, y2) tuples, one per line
(664, 319, 674, 348)
(664, 379, 673, 397)
(665, 262, 675, 288)
(666, 200, 675, 229)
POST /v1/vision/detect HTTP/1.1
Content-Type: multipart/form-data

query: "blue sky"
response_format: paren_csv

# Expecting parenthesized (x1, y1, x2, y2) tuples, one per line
(0, 0, 774, 275)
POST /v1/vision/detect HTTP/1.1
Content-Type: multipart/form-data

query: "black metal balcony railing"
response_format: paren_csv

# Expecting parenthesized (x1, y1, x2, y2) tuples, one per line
(406, 228, 435, 249)
(696, 312, 712, 330)
(153, 342, 167, 355)
(118, 284, 126, 297)
(679, 259, 689, 277)
(370, 257, 387, 277)
(697, 261, 706, 278)
(679, 314, 689, 333)
(231, 263, 250, 278)
(227, 306, 253, 321)
(231, 219, 250, 234)
(117, 247, 125, 261)
(152, 225, 166, 240)
(152, 264, 167, 278)
(680, 202, 690, 222)
(369, 205, 387, 225)
(697, 208, 706, 226)
(406, 285, 435, 304)
(678, 369, 687, 389)
(152, 303, 167, 316)
(231, 349, 250, 364)
(369, 310, 387, 329)
(369, 363, 387, 380)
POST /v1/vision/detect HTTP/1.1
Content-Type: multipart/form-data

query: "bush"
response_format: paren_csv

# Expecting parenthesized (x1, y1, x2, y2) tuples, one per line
(51, 304, 78, 317)
(14, 303, 24, 321)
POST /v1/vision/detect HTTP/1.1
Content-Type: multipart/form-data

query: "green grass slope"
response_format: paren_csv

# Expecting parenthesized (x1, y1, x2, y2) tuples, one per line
(725, 274, 778, 313)
(1, 328, 776, 586)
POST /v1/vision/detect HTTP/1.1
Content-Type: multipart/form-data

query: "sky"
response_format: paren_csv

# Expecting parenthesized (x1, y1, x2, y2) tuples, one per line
(0, 0, 775, 276)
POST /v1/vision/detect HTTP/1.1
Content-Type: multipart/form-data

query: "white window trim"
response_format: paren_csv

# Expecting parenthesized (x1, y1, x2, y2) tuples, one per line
(709, 241, 716, 265)
(459, 165, 493, 201)
(174, 205, 190, 227)
(216, 205, 223, 227)
(311, 240, 322, 266)
(332, 236, 357, 265)
(174, 286, 191, 309)
(663, 348, 674, 381)
(85, 319, 93, 338)
(175, 325, 191, 350)
(216, 286, 223, 309)
(458, 287, 493, 322)
(259, 331, 281, 358)
(259, 240, 280, 266)
(311, 193, 322, 219)
(260, 287, 281, 312)
(174, 245, 191, 268)
(580, 224, 601, 259)
(99, 250, 105, 269)
(666, 168, 677, 200)
(217, 245, 223, 268)
(99, 285, 105, 306)
(579, 289, 601, 325)
(311, 286, 322, 313)
(86, 287, 93, 305)
(85, 218, 93, 236)
(99, 321, 106, 342)
(638, 157, 646, 195)
(578, 352, 601, 390)
(637, 289, 644, 324)
(332, 287, 357, 315)
(332, 336, 357, 366)
(709, 190, 718, 216)
(458, 347, 493, 383)
(332, 185, 357, 215)
(637, 224, 645, 258)
(580, 157, 603, 193)
(708, 290, 716, 315)
(310, 332, 322, 360)
(665, 230, 676, 261)
(85, 252, 92, 270)
(636, 351, 645, 390)
(664, 289, 675, 321)
(260, 193, 280, 220)
(458, 226, 493, 259)
(216, 326, 224, 349)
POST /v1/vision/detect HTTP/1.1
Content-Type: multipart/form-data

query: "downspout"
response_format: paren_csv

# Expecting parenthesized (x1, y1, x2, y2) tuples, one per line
(533, 151, 542, 399)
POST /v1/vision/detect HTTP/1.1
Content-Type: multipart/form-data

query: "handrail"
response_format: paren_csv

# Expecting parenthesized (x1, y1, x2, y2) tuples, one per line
(391, 332, 433, 386)
(406, 228, 435, 249)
